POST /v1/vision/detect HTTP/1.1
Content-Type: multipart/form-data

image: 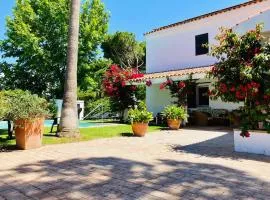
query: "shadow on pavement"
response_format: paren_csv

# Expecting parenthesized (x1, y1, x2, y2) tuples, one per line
(1, 156, 270, 199)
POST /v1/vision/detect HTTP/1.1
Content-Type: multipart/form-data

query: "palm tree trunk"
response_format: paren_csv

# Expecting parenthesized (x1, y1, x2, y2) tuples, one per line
(59, 0, 80, 138)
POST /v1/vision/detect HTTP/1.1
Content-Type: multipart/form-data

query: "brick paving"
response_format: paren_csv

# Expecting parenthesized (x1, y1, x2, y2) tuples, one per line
(0, 127, 270, 200)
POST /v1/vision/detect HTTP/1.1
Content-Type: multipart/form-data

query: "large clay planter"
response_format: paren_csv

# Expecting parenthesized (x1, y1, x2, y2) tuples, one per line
(14, 118, 44, 150)
(193, 112, 209, 126)
(131, 123, 148, 137)
(167, 119, 181, 130)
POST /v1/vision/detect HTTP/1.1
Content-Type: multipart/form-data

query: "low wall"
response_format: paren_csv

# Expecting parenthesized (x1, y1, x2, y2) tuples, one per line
(234, 130, 270, 156)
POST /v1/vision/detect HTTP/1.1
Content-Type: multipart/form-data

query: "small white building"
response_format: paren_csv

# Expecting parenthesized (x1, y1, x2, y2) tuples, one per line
(55, 99, 85, 120)
(133, 0, 270, 116)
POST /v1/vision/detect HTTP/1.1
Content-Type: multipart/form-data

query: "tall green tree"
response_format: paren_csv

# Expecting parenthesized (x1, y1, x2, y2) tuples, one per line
(78, 58, 111, 101)
(0, 0, 109, 98)
(102, 32, 146, 71)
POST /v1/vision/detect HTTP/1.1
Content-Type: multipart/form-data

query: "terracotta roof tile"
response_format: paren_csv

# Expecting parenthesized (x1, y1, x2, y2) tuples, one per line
(131, 66, 213, 82)
(145, 0, 264, 36)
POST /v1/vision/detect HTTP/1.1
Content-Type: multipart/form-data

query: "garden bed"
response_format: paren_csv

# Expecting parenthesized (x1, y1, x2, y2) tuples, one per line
(234, 130, 270, 156)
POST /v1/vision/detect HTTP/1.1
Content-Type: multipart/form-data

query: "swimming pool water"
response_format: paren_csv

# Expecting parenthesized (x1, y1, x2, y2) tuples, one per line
(0, 120, 103, 130)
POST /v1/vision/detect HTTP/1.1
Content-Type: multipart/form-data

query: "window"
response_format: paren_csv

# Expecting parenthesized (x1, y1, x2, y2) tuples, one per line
(197, 87, 209, 106)
(195, 33, 209, 55)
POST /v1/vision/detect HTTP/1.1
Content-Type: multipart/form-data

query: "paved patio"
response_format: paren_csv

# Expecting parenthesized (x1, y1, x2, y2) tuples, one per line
(0, 127, 270, 200)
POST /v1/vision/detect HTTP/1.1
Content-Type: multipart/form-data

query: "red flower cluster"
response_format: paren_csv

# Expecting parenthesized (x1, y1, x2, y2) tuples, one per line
(146, 80, 152, 87)
(216, 81, 261, 101)
(240, 131, 250, 138)
(159, 79, 187, 91)
(103, 65, 143, 97)
(219, 83, 228, 93)
(211, 66, 219, 75)
(160, 82, 166, 90)
(178, 81, 186, 89)
(131, 73, 144, 79)
(167, 79, 173, 86)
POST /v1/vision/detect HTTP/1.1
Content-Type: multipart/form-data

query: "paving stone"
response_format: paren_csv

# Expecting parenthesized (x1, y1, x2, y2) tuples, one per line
(0, 128, 270, 199)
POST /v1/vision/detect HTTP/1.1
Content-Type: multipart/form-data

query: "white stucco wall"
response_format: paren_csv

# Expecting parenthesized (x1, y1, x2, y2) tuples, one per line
(146, 84, 176, 116)
(145, 1, 270, 114)
(55, 99, 85, 120)
(209, 98, 243, 111)
(233, 9, 270, 34)
(146, 0, 270, 73)
(234, 130, 270, 156)
(146, 83, 244, 116)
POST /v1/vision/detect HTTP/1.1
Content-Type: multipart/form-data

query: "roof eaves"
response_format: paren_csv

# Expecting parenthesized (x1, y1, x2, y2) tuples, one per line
(144, 0, 264, 36)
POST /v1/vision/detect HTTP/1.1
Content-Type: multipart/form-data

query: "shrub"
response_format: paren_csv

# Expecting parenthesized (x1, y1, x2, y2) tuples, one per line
(103, 64, 144, 116)
(159, 75, 196, 106)
(128, 101, 153, 123)
(47, 99, 58, 118)
(1, 90, 50, 121)
(0, 92, 8, 120)
(162, 105, 188, 121)
(208, 24, 270, 136)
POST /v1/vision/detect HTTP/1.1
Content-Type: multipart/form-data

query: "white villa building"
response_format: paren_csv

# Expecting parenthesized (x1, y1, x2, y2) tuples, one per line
(132, 0, 270, 116)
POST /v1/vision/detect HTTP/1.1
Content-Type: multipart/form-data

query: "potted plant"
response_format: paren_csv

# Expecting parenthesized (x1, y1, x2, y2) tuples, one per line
(2, 90, 50, 150)
(162, 105, 188, 130)
(128, 102, 153, 137)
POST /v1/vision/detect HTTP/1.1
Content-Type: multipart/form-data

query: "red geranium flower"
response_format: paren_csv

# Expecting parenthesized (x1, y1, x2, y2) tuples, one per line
(146, 80, 152, 87)
(236, 90, 245, 100)
(167, 79, 173, 86)
(230, 86, 236, 92)
(121, 81, 126, 87)
(219, 83, 227, 93)
(240, 131, 250, 138)
(211, 66, 218, 74)
(160, 83, 166, 90)
(178, 81, 186, 89)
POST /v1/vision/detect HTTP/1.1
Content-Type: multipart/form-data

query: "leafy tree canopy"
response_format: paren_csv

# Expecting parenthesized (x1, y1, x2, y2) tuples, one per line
(0, 0, 109, 98)
(101, 32, 146, 71)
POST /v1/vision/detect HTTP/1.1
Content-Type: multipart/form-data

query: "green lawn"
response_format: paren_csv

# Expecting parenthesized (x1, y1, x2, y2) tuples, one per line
(0, 124, 163, 150)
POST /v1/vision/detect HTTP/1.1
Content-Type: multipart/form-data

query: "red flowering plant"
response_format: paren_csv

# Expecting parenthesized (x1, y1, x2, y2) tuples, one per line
(208, 24, 270, 136)
(159, 74, 196, 106)
(103, 64, 144, 118)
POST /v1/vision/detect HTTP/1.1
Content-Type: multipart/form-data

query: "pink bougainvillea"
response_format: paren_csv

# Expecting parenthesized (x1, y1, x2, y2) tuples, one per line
(103, 65, 144, 114)
(208, 24, 270, 136)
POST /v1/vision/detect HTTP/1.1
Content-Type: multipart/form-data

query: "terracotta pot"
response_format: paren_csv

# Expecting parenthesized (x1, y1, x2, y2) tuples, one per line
(131, 123, 148, 137)
(14, 118, 44, 150)
(167, 119, 181, 130)
(193, 112, 209, 126)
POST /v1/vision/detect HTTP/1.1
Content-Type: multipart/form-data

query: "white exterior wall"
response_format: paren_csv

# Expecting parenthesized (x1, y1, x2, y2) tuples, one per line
(147, 83, 243, 116)
(55, 99, 85, 120)
(146, 1, 270, 73)
(234, 130, 270, 156)
(209, 99, 243, 111)
(233, 9, 270, 34)
(145, 1, 270, 115)
(146, 84, 176, 116)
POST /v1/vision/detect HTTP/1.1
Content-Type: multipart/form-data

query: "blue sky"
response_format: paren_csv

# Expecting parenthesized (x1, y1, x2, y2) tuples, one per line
(0, 0, 246, 41)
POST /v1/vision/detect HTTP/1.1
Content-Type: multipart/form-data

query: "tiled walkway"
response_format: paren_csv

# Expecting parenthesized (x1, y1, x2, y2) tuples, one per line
(0, 127, 270, 200)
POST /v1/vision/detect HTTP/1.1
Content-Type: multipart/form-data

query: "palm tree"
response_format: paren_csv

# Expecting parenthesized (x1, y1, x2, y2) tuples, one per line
(59, 0, 81, 137)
